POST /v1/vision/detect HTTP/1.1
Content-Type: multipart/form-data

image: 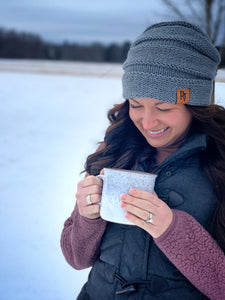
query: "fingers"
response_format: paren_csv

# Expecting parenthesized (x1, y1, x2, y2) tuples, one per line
(129, 189, 161, 206)
(86, 193, 102, 204)
(77, 185, 102, 200)
(120, 190, 156, 223)
(80, 175, 103, 188)
(120, 188, 173, 238)
(120, 189, 161, 212)
(125, 211, 155, 232)
(124, 209, 173, 239)
(120, 200, 151, 222)
(76, 175, 103, 219)
(76, 176, 103, 200)
(100, 169, 105, 175)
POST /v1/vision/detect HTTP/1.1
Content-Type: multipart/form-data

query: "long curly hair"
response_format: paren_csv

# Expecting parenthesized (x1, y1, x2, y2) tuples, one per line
(186, 104, 225, 252)
(84, 100, 156, 175)
(84, 100, 225, 252)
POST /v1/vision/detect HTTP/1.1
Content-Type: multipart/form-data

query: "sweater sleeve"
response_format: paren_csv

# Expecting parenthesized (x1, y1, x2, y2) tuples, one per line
(154, 209, 225, 300)
(60, 203, 107, 270)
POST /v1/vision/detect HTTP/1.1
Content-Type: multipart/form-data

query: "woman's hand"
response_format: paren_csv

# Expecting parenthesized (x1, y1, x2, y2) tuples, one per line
(76, 175, 103, 219)
(120, 189, 173, 238)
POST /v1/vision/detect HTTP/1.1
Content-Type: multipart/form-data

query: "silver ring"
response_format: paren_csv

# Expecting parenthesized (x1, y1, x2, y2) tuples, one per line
(86, 194, 92, 205)
(146, 212, 153, 223)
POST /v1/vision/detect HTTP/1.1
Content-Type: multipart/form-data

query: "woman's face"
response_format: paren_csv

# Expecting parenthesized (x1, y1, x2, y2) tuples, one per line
(129, 98, 192, 150)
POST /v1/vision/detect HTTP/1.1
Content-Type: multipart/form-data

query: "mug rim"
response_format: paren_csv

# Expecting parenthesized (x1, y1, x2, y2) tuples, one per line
(103, 167, 157, 177)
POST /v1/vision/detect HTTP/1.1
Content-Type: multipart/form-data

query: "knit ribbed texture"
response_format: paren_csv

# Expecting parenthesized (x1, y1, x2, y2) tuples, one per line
(122, 21, 221, 106)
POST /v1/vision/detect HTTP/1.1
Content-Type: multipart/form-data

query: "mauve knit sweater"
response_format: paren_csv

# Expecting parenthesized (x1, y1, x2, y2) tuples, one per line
(61, 205, 225, 299)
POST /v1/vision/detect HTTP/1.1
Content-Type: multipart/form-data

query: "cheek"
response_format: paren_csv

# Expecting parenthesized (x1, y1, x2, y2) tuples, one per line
(181, 110, 192, 128)
(129, 109, 138, 123)
(171, 112, 192, 131)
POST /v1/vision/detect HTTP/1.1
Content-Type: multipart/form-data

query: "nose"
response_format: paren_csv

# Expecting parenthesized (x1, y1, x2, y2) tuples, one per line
(141, 110, 159, 130)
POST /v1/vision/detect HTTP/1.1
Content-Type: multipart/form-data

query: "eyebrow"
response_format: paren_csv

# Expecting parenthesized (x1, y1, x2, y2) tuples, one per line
(129, 98, 165, 105)
(129, 98, 140, 104)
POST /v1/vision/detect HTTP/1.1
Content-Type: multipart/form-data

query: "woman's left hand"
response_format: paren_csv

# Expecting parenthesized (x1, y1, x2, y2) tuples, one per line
(120, 189, 173, 238)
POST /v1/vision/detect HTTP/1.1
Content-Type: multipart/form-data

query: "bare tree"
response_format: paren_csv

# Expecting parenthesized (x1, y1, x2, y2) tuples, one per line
(161, 0, 225, 103)
(161, 0, 225, 45)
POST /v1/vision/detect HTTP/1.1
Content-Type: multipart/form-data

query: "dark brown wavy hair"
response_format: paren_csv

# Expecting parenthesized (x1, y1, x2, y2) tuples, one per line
(84, 100, 156, 175)
(84, 100, 225, 252)
(186, 104, 225, 252)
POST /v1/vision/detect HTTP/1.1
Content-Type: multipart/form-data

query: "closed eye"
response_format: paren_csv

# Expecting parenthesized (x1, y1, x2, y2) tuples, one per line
(130, 103, 143, 109)
(156, 107, 171, 112)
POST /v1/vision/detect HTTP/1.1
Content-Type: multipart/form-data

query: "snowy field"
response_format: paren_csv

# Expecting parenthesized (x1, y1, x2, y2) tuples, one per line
(0, 60, 225, 300)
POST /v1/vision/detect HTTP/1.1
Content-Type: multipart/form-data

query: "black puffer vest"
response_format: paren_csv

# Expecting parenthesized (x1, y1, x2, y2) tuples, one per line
(77, 134, 216, 299)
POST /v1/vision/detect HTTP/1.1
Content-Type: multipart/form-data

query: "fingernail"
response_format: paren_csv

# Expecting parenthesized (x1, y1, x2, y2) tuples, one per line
(129, 188, 136, 195)
(120, 201, 125, 208)
(120, 194, 126, 200)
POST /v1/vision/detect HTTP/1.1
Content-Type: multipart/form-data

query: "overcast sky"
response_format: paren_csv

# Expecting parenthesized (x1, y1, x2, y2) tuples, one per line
(0, 0, 224, 45)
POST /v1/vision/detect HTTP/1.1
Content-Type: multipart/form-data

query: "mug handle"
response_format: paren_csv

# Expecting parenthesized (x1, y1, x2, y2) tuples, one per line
(96, 174, 104, 206)
(97, 174, 104, 180)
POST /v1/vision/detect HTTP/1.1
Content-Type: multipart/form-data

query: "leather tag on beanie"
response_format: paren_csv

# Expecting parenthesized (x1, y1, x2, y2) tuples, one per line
(176, 88, 190, 104)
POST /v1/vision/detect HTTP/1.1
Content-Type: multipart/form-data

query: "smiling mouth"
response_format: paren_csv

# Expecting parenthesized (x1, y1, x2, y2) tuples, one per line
(148, 127, 169, 135)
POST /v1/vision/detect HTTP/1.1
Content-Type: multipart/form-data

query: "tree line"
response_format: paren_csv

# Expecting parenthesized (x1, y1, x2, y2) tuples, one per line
(0, 27, 224, 66)
(0, 27, 131, 63)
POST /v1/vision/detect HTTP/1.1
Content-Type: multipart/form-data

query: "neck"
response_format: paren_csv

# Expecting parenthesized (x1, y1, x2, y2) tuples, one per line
(156, 148, 177, 165)
(156, 127, 192, 165)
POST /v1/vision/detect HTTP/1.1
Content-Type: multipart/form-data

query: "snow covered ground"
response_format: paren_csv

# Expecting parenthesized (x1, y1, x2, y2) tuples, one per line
(0, 60, 225, 300)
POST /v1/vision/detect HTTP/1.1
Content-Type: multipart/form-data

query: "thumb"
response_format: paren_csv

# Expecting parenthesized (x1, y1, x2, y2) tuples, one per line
(100, 169, 105, 175)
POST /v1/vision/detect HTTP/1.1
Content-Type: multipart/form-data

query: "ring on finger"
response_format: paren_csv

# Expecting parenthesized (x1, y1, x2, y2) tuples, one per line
(146, 212, 153, 223)
(86, 194, 92, 205)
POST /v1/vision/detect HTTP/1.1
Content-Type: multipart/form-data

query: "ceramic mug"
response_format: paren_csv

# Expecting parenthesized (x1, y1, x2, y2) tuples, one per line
(98, 168, 157, 225)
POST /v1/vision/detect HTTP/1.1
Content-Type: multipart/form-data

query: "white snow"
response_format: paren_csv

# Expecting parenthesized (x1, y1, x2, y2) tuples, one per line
(0, 60, 224, 300)
(0, 59, 123, 78)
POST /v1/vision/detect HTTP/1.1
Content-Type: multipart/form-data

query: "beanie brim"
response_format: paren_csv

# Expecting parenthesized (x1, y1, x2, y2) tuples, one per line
(122, 72, 213, 106)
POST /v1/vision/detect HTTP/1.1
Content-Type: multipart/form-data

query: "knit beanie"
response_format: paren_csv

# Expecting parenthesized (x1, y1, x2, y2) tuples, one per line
(122, 21, 221, 106)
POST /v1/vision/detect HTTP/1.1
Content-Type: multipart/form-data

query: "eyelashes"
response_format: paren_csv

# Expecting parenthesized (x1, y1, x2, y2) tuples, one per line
(156, 108, 171, 112)
(130, 104, 143, 109)
(130, 104, 171, 112)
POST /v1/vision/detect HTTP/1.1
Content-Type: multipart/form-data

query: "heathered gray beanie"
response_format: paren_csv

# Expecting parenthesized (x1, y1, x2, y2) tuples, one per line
(122, 21, 221, 106)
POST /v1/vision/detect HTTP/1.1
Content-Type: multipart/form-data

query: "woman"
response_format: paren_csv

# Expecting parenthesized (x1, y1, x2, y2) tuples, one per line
(61, 22, 225, 299)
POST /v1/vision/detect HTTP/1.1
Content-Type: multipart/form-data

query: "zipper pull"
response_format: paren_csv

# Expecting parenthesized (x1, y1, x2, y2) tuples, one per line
(116, 284, 136, 295)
